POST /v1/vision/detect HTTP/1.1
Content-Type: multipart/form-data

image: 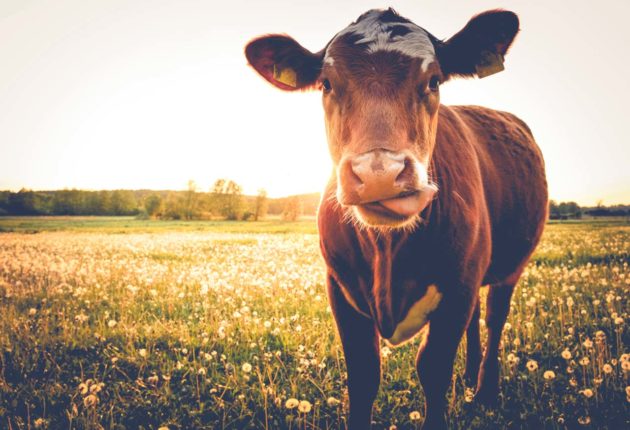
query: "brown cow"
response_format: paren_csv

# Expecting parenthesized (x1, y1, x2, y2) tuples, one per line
(246, 8, 547, 429)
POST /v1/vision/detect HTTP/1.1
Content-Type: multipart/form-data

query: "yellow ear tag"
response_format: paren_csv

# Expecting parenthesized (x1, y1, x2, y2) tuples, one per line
(273, 64, 297, 88)
(476, 51, 505, 78)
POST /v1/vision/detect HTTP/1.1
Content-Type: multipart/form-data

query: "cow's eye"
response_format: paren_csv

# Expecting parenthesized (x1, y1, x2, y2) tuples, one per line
(428, 76, 440, 92)
(322, 78, 332, 93)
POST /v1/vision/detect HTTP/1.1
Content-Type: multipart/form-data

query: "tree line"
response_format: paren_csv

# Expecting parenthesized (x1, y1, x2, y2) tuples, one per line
(548, 200, 630, 220)
(0, 179, 319, 221)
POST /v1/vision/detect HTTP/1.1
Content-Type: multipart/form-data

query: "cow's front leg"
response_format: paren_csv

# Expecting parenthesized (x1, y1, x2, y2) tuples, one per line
(416, 293, 475, 430)
(327, 275, 380, 430)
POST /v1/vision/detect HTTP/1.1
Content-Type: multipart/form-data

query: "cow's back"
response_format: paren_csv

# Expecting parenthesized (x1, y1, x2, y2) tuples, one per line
(437, 105, 548, 284)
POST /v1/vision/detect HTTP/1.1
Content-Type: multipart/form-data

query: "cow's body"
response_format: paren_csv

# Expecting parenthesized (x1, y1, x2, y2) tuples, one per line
(319, 104, 546, 343)
(246, 8, 548, 429)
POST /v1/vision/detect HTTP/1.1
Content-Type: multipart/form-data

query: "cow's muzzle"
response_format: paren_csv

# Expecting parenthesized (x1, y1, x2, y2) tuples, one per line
(337, 150, 437, 224)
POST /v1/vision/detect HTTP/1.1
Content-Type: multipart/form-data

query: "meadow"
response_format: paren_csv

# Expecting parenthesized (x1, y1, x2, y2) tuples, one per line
(0, 218, 628, 429)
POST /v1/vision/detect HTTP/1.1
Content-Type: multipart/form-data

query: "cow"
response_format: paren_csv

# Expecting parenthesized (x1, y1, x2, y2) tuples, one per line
(245, 8, 547, 429)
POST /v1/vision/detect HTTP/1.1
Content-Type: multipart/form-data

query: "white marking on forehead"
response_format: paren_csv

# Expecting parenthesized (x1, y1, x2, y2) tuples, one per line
(324, 9, 435, 72)
(324, 56, 335, 66)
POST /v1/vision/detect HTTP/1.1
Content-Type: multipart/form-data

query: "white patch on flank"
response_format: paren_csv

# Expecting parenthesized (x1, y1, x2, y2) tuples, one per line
(387, 284, 442, 346)
(323, 9, 435, 66)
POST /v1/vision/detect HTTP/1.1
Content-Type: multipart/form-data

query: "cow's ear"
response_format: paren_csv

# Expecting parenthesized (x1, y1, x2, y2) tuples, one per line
(245, 35, 324, 91)
(437, 10, 519, 80)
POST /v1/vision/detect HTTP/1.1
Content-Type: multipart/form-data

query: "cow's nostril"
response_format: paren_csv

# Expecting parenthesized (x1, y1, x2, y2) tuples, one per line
(343, 159, 364, 187)
(395, 158, 415, 186)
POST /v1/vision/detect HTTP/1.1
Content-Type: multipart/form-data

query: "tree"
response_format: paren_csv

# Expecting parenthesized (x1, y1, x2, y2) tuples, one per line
(144, 194, 164, 219)
(254, 188, 268, 221)
(183, 180, 200, 220)
(282, 195, 302, 221)
(210, 179, 244, 220)
(110, 190, 137, 215)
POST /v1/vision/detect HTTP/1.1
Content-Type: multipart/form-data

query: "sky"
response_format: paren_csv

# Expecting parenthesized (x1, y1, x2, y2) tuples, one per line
(0, 0, 628, 205)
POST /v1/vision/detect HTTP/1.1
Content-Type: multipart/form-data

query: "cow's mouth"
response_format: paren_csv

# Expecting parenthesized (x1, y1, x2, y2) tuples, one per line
(352, 185, 437, 228)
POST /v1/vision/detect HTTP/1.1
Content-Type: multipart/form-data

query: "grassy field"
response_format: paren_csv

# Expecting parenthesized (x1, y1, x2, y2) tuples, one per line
(0, 218, 628, 429)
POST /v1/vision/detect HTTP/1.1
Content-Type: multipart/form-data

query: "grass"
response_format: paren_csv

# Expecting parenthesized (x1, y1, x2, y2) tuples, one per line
(0, 217, 628, 429)
(0, 216, 318, 235)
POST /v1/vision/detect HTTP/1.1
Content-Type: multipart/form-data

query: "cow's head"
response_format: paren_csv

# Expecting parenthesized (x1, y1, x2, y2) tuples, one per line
(246, 8, 519, 229)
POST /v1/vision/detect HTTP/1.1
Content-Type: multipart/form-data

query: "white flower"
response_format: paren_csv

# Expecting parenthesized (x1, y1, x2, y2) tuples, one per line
(285, 398, 299, 409)
(242, 363, 252, 373)
(298, 400, 312, 413)
(326, 397, 340, 407)
(409, 411, 421, 420)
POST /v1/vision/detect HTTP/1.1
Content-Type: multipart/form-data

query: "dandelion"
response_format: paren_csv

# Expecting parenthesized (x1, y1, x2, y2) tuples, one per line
(561, 349, 572, 360)
(580, 388, 594, 398)
(285, 398, 299, 409)
(242, 362, 252, 373)
(381, 346, 392, 359)
(409, 411, 422, 421)
(298, 400, 312, 413)
(327, 397, 340, 407)
(526, 360, 538, 372)
(139, 348, 147, 358)
(577, 416, 591, 425)
(83, 394, 98, 407)
(543, 370, 556, 380)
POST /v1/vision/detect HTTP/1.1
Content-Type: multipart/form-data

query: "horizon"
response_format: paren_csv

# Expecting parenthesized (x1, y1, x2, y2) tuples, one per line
(1, 0, 629, 206)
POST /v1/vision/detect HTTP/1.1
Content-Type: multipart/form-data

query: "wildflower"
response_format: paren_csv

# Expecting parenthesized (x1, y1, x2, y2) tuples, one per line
(298, 400, 312, 413)
(409, 411, 422, 421)
(108, 319, 117, 328)
(78, 382, 89, 395)
(83, 394, 98, 407)
(561, 349, 572, 360)
(158, 427, 170, 430)
(526, 360, 538, 372)
(464, 387, 474, 403)
(577, 416, 591, 425)
(582, 338, 593, 349)
(198, 367, 206, 376)
(626, 386, 630, 397)
(139, 348, 148, 358)
(147, 374, 159, 385)
(543, 370, 556, 380)
(285, 398, 299, 409)
(242, 363, 252, 373)
(327, 397, 340, 407)
(381, 346, 392, 359)
(34, 418, 45, 428)
(603, 363, 613, 374)
(28, 308, 37, 316)
(615, 317, 624, 325)
(580, 388, 594, 398)
(579, 357, 590, 366)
